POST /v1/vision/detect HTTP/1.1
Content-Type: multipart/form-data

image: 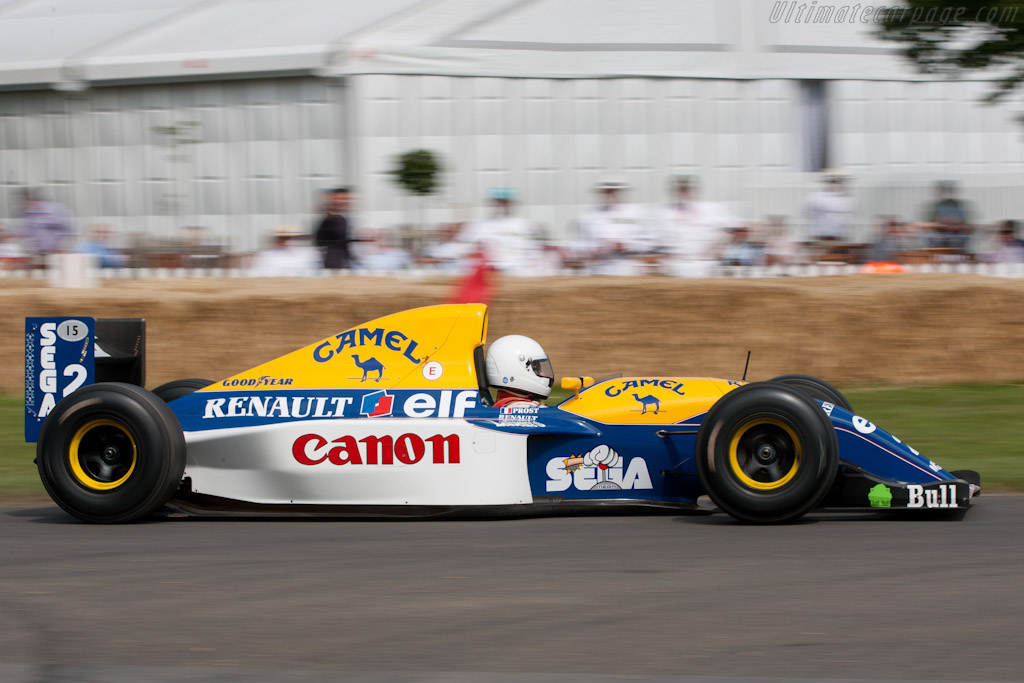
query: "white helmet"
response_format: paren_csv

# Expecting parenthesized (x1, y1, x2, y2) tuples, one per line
(485, 335, 554, 399)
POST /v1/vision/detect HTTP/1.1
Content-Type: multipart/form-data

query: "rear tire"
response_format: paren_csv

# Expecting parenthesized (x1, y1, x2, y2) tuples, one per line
(37, 383, 186, 523)
(696, 383, 839, 523)
(152, 378, 214, 403)
(769, 374, 852, 412)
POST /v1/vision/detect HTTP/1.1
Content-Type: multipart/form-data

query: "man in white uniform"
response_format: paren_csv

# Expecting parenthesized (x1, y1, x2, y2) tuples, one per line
(460, 188, 552, 276)
(804, 171, 854, 247)
(657, 176, 734, 278)
(577, 178, 651, 276)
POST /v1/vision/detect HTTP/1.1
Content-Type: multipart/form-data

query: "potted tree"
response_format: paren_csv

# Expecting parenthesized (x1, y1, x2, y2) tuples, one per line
(390, 149, 443, 255)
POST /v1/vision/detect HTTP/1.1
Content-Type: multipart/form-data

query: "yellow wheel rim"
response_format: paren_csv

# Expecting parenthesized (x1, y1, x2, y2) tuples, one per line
(68, 419, 137, 491)
(728, 417, 801, 491)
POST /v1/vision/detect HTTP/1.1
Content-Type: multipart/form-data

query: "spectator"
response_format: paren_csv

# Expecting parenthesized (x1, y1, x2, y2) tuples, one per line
(987, 220, 1023, 264)
(250, 225, 322, 276)
(459, 188, 553, 276)
(181, 225, 225, 268)
(803, 171, 854, 251)
(577, 178, 652, 276)
(868, 216, 913, 263)
(760, 215, 805, 266)
(720, 226, 761, 266)
(927, 180, 970, 226)
(419, 223, 474, 275)
(923, 181, 972, 252)
(353, 229, 412, 274)
(314, 187, 355, 270)
(1011, 220, 1024, 249)
(0, 223, 27, 269)
(16, 188, 73, 266)
(76, 224, 127, 268)
(657, 175, 735, 277)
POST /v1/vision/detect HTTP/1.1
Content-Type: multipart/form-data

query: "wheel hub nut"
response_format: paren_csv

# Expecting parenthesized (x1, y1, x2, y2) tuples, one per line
(757, 445, 776, 463)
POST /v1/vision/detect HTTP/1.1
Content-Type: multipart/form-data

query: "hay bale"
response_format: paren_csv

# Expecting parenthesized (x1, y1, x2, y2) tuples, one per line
(3, 274, 1022, 394)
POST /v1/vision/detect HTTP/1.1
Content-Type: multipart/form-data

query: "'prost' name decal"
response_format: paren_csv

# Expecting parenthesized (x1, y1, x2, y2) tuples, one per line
(313, 327, 423, 364)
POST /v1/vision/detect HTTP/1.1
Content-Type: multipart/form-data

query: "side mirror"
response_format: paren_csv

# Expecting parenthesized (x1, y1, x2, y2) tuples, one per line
(560, 376, 594, 399)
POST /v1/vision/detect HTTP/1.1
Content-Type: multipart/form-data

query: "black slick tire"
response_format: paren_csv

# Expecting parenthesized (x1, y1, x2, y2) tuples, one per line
(696, 382, 839, 523)
(37, 383, 186, 523)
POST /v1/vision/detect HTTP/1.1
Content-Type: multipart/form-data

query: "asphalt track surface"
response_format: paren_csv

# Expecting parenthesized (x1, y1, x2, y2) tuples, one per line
(1, 496, 1022, 683)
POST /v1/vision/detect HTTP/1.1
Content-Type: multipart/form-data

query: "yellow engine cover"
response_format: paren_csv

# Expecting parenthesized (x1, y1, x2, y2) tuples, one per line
(205, 304, 488, 392)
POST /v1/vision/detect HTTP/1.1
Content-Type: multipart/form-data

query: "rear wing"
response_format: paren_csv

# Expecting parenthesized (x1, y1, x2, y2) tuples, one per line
(25, 317, 145, 442)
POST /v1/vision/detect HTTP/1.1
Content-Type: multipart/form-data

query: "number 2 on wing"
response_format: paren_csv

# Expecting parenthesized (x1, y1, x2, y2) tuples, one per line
(63, 364, 87, 397)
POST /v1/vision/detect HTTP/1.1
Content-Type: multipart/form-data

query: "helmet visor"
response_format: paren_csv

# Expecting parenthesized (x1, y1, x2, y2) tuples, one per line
(530, 358, 554, 385)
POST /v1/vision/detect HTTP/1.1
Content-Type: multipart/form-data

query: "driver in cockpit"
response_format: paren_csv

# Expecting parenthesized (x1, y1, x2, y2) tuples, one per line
(484, 335, 554, 408)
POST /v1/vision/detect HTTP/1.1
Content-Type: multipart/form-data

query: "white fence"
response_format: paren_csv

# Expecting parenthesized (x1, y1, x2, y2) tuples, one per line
(2, 261, 1022, 285)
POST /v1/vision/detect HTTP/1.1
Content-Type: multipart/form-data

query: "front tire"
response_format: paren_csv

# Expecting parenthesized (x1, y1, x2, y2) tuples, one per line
(769, 374, 853, 412)
(696, 383, 838, 523)
(37, 383, 186, 523)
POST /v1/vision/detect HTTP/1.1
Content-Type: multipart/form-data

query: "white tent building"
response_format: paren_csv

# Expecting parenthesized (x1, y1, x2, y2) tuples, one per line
(1, 0, 1022, 251)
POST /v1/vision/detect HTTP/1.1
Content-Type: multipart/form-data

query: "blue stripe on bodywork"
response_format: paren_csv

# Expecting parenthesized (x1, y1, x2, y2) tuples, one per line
(171, 389, 481, 432)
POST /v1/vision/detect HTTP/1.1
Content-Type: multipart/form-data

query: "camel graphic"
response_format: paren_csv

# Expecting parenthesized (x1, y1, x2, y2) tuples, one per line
(352, 355, 385, 382)
(632, 393, 660, 415)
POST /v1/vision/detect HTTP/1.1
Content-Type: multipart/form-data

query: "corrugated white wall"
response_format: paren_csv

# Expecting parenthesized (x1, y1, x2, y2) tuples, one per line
(0, 77, 345, 252)
(832, 80, 1024, 173)
(355, 74, 1024, 242)
(2, 72, 1023, 251)
(354, 75, 803, 237)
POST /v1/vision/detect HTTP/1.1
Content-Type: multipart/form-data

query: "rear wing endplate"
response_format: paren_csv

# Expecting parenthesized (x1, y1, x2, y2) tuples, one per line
(25, 317, 145, 442)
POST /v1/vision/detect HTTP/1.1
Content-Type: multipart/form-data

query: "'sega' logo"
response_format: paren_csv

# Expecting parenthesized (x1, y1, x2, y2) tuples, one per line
(35, 321, 89, 420)
(313, 327, 423, 364)
(545, 445, 653, 492)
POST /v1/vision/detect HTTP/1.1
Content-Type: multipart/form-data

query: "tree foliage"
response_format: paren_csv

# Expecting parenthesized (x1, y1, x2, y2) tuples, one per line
(391, 149, 443, 196)
(876, 1, 1024, 99)
(875, 1, 1024, 110)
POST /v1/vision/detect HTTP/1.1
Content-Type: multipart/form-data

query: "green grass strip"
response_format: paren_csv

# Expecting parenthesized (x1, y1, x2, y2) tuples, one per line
(844, 383, 1024, 491)
(0, 395, 43, 497)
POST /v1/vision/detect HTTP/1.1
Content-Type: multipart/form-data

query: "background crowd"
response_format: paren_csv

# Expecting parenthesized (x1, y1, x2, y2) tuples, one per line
(2, 175, 1022, 278)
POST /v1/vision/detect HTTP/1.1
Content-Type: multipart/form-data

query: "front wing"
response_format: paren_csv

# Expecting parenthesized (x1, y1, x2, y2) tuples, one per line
(825, 462, 977, 511)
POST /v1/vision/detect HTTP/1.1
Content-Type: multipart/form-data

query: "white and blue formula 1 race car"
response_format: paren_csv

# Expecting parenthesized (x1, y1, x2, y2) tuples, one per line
(25, 304, 980, 524)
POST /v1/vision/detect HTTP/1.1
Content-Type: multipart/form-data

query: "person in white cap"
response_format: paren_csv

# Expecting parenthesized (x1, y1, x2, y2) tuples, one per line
(657, 175, 736, 278)
(459, 188, 552, 276)
(577, 178, 652, 276)
(249, 225, 322, 276)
